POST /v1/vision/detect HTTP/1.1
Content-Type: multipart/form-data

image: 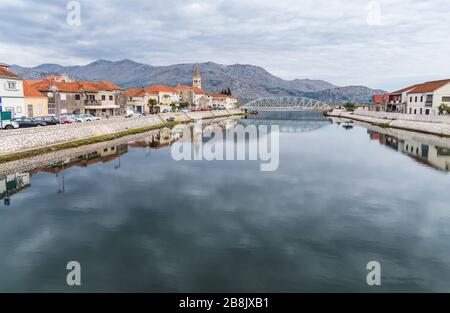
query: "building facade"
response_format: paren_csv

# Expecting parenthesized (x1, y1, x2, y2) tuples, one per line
(23, 80, 48, 117)
(211, 94, 238, 109)
(0, 63, 25, 118)
(405, 79, 450, 115)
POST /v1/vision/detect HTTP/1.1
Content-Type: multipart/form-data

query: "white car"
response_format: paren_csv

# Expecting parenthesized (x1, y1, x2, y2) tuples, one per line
(125, 109, 143, 117)
(80, 114, 101, 121)
(1, 120, 19, 130)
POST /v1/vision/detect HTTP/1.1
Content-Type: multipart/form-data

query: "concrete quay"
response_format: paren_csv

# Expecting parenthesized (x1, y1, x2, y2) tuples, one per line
(327, 109, 450, 137)
(0, 109, 244, 158)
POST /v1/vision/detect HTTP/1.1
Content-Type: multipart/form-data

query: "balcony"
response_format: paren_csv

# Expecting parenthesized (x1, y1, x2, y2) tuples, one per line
(84, 100, 102, 106)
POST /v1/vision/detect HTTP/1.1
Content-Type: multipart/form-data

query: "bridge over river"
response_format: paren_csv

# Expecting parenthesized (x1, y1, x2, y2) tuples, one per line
(242, 96, 331, 111)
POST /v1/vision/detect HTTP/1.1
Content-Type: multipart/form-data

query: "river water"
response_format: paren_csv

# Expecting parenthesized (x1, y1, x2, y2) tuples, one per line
(1, 111, 450, 292)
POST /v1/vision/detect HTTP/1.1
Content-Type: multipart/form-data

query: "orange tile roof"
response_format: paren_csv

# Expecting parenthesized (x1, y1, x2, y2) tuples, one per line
(211, 93, 236, 99)
(28, 78, 124, 93)
(145, 85, 177, 93)
(95, 80, 124, 91)
(407, 79, 450, 94)
(0, 65, 21, 79)
(24, 80, 47, 98)
(174, 85, 205, 94)
(125, 88, 146, 97)
(390, 85, 417, 95)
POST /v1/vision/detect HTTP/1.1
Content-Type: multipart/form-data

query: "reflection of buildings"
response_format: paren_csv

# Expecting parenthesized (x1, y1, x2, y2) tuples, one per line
(368, 130, 450, 171)
(40, 144, 129, 174)
(0, 173, 30, 199)
(0, 145, 128, 202)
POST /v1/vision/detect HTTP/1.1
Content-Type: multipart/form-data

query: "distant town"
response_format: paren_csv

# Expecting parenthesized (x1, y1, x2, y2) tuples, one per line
(0, 63, 238, 121)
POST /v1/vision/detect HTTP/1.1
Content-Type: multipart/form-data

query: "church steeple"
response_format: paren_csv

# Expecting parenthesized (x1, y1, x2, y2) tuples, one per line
(192, 65, 202, 89)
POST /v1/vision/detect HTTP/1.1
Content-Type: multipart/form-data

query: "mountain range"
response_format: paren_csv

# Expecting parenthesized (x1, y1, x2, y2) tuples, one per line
(10, 59, 384, 104)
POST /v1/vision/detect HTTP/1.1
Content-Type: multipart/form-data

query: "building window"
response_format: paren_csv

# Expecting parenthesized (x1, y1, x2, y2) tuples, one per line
(414, 109, 417, 114)
(75, 94, 81, 100)
(415, 96, 418, 102)
(426, 109, 430, 115)
(409, 108, 412, 114)
(420, 108, 422, 115)
(102, 95, 106, 101)
(420, 96, 423, 102)
(109, 95, 113, 101)
(410, 97, 413, 102)
(17, 106, 22, 113)
(442, 96, 450, 102)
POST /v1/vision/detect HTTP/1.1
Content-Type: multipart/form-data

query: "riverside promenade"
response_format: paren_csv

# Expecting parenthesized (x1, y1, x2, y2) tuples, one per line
(327, 108, 450, 137)
(0, 109, 244, 160)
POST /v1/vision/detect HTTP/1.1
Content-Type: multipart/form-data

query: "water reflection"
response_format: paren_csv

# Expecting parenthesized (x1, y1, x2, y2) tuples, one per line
(243, 110, 331, 133)
(367, 130, 450, 172)
(1, 115, 450, 292)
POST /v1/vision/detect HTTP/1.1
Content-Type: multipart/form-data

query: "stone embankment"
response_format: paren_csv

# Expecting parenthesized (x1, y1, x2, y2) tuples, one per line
(0, 109, 244, 157)
(327, 109, 450, 137)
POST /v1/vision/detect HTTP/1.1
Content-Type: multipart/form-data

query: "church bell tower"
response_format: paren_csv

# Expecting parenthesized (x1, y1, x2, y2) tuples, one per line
(192, 65, 202, 89)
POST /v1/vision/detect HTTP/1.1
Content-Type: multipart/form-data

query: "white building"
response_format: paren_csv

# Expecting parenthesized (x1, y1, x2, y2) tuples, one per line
(0, 63, 25, 117)
(211, 94, 238, 109)
(405, 79, 450, 115)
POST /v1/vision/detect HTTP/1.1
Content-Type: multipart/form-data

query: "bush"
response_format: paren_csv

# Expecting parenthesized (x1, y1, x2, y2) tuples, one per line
(438, 103, 450, 115)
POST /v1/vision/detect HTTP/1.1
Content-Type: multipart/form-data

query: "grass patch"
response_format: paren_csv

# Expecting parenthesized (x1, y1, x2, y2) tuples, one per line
(0, 113, 246, 165)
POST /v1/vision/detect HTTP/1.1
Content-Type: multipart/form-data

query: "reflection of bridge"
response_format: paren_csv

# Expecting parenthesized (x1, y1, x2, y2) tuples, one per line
(243, 97, 331, 111)
(240, 118, 331, 133)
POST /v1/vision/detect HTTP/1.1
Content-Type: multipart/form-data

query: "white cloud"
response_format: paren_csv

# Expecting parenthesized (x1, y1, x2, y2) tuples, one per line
(0, 0, 449, 90)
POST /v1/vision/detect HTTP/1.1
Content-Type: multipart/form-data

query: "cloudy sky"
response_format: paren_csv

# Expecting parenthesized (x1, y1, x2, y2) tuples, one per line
(0, 0, 449, 90)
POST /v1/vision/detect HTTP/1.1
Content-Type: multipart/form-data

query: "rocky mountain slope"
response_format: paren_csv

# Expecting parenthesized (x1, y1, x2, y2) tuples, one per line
(10, 60, 383, 103)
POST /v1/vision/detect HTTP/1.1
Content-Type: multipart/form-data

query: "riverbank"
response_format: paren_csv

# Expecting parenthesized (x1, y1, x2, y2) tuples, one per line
(0, 116, 242, 175)
(0, 109, 244, 164)
(326, 109, 450, 137)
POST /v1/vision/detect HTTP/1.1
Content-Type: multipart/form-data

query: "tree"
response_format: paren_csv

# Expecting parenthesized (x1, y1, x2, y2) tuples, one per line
(438, 103, 450, 115)
(148, 99, 157, 114)
(227, 87, 232, 96)
(343, 102, 357, 112)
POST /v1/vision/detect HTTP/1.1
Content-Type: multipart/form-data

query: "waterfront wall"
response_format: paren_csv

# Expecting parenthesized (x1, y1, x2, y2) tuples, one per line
(353, 108, 450, 124)
(328, 109, 450, 137)
(0, 109, 244, 156)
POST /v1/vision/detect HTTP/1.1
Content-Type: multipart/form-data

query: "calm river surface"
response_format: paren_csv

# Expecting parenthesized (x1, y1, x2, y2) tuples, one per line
(1, 111, 450, 292)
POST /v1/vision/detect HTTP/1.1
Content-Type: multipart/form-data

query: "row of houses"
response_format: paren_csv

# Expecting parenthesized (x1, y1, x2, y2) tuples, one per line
(0, 63, 238, 118)
(371, 79, 450, 115)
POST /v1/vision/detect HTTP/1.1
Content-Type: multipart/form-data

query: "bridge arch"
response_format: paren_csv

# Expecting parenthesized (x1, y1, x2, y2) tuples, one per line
(242, 96, 331, 111)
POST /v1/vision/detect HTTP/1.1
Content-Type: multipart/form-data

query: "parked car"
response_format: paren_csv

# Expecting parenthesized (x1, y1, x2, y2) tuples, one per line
(125, 109, 143, 117)
(60, 115, 75, 124)
(12, 117, 47, 128)
(71, 114, 90, 123)
(80, 114, 101, 121)
(180, 109, 190, 113)
(34, 116, 61, 125)
(1, 120, 19, 130)
(166, 116, 176, 122)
